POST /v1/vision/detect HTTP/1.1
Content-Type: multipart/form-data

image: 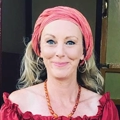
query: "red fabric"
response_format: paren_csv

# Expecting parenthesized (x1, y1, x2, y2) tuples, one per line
(31, 6, 93, 64)
(0, 92, 119, 120)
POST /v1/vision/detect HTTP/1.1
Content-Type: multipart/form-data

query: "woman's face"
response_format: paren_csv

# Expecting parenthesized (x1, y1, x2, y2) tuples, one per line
(40, 20, 84, 79)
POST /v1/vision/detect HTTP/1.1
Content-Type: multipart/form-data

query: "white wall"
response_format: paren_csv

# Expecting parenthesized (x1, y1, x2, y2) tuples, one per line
(32, 0, 96, 39)
(2, 0, 25, 53)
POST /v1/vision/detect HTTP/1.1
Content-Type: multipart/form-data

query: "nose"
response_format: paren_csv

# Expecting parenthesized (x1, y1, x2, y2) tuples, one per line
(56, 43, 65, 58)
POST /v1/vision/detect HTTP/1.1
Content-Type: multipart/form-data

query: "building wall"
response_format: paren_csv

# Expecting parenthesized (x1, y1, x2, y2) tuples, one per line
(2, 0, 25, 54)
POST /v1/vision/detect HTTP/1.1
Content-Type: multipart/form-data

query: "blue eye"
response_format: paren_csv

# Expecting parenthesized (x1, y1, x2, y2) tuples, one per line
(66, 41, 75, 45)
(47, 39, 55, 44)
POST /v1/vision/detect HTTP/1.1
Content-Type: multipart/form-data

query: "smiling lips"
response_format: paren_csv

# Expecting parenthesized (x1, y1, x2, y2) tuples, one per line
(52, 62, 68, 67)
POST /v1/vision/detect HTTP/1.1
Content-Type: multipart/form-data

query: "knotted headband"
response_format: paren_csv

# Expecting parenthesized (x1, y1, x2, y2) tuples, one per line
(32, 6, 93, 62)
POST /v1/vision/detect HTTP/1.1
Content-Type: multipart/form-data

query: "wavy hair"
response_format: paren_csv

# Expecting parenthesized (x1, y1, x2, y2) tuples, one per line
(17, 41, 104, 94)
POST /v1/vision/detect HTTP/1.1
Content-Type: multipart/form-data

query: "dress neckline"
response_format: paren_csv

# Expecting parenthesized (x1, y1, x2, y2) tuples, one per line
(2, 92, 110, 119)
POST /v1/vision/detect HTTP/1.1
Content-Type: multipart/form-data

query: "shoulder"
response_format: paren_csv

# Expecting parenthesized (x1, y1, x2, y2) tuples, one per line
(99, 92, 117, 109)
(80, 88, 119, 119)
(2, 82, 50, 115)
(9, 83, 44, 106)
(76, 87, 102, 116)
(80, 87, 102, 103)
(80, 87, 102, 113)
(9, 89, 29, 105)
(99, 92, 119, 119)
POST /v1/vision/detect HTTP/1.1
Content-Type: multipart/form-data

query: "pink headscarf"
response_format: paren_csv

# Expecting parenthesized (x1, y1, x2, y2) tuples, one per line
(32, 6, 93, 63)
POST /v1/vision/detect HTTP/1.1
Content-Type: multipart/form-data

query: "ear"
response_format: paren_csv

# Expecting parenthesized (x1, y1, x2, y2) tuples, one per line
(39, 41, 43, 58)
(80, 54, 84, 61)
(39, 52, 43, 58)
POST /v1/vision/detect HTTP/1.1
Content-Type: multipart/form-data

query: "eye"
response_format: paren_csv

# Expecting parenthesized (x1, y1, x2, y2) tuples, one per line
(66, 40, 75, 45)
(47, 39, 55, 44)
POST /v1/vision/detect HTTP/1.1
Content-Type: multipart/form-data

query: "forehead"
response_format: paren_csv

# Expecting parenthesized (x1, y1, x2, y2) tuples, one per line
(41, 20, 82, 37)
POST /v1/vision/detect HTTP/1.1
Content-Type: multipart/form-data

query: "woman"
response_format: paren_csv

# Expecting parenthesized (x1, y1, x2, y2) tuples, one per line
(0, 6, 119, 120)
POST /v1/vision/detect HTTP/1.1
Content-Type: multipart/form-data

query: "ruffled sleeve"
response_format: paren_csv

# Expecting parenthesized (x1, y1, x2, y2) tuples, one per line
(0, 92, 22, 120)
(99, 92, 119, 120)
(0, 92, 119, 120)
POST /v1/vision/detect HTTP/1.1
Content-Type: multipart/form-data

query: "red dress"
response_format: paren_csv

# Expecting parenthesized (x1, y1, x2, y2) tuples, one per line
(0, 92, 119, 120)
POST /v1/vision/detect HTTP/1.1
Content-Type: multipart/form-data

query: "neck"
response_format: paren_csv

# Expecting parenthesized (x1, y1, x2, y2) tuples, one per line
(46, 76, 79, 101)
(44, 79, 81, 118)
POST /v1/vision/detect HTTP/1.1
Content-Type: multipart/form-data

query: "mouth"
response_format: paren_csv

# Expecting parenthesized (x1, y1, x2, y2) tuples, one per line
(52, 62, 68, 67)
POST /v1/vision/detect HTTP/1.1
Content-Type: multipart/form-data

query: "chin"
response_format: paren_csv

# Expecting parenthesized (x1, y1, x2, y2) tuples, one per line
(53, 72, 70, 79)
(54, 76, 68, 80)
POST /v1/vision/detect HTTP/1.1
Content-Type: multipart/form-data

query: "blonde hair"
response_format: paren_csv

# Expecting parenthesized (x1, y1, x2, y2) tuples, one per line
(77, 54, 104, 94)
(17, 41, 104, 94)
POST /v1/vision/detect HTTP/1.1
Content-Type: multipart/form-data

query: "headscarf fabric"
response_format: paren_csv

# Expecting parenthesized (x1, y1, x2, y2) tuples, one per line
(31, 6, 93, 63)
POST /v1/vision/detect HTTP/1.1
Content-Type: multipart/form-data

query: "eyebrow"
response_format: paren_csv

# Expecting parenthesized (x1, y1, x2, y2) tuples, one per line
(44, 34, 78, 40)
(65, 36, 78, 40)
(44, 34, 56, 38)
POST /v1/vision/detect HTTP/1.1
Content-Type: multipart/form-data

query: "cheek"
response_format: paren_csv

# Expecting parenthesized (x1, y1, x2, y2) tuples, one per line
(66, 47, 83, 60)
(40, 46, 55, 59)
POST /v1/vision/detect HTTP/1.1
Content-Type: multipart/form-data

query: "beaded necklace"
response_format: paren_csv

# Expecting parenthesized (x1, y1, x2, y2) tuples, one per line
(44, 80, 81, 119)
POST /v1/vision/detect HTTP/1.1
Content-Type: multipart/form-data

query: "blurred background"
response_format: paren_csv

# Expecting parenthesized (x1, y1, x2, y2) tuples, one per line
(0, 0, 120, 114)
